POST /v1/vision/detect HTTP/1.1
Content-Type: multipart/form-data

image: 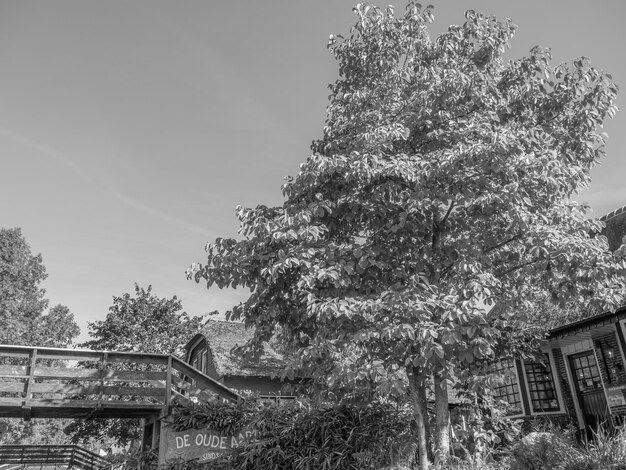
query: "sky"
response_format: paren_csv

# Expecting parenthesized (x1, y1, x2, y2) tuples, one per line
(1, 0, 625, 342)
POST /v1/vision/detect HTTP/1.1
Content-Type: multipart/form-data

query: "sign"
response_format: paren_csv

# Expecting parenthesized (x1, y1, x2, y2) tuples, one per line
(161, 425, 257, 464)
(606, 387, 626, 409)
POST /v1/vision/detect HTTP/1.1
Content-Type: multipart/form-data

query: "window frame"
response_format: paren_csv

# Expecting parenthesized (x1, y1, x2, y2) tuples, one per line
(492, 359, 525, 418)
(521, 351, 565, 416)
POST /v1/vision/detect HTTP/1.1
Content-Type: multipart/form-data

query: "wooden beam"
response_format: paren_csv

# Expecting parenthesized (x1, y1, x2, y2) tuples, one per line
(32, 366, 167, 382)
(0, 365, 28, 378)
(171, 357, 241, 402)
(165, 355, 172, 408)
(22, 349, 37, 421)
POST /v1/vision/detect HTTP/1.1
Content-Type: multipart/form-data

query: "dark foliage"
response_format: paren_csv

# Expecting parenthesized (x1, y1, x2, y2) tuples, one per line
(163, 398, 415, 470)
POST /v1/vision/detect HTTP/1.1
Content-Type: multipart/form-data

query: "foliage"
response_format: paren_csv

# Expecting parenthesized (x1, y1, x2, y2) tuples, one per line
(64, 284, 203, 448)
(189, 2, 624, 467)
(81, 284, 202, 356)
(451, 397, 522, 461)
(1, 227, 49, 344)
(0, 228, 81, 446)
(165, 398, 415, 470)
(38, 304, 82, 347)
(573, 425, 626, 470)
(107, 448, 159, 470)
(169, 399, 256, 435)
(0, 227, 80, 347)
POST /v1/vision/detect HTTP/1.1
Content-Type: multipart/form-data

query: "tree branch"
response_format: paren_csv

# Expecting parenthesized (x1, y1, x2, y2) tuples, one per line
(441, 201, 455, 227)
(496, 258, 542, 277)
(483, 233, 523, 254)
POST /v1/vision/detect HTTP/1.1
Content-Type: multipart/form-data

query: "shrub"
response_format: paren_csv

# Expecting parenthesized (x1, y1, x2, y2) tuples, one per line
(574, 425, 626, 470)
(508, 429, 581, 470)
(165, 398, 415, 470)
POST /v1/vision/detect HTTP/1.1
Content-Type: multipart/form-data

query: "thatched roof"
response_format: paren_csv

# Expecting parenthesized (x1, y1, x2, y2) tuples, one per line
(191, 320, 286, 378)
(600, 205, 626, 252)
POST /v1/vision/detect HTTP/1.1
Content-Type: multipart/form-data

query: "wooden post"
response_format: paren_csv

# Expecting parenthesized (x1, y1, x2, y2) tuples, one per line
(22, 348, 37, 421)
(165, 355, 172, 409)
(98, 352, 108, 409)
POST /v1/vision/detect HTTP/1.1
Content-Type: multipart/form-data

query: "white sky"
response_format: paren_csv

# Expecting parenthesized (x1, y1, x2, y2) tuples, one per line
(1, 0, 625, 341)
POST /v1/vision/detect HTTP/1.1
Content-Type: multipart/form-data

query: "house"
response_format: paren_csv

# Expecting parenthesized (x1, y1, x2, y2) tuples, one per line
(185, 208, 626, 432)
(493, 205, 626, 434)
(184, 319, 296, 399)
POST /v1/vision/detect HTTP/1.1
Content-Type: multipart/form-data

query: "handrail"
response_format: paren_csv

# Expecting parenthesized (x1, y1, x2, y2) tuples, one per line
(171, 356, 242, 402)
(0, 444, 110, 469)
(0, 344, 242, 419)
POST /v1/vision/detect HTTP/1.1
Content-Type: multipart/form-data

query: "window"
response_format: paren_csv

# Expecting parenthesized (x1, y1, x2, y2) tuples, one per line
(492, 359, 522, 413)
(189, 341, 208, 374)
(570, 350, 603, 391)
(524, 355, 560, 412)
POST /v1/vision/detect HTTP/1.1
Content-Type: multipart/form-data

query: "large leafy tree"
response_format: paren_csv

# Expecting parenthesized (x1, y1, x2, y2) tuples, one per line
(66, 284, 203, 447)
(189, 3, 625, 468)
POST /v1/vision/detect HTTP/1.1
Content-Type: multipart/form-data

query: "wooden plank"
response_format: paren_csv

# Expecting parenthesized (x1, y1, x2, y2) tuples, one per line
(171, 357, 241, 402)
(25, 398, 163, 409)
(99, 385, 167, 398)
(36, 352, 102, 362)
(171, 376, 225, 402)
(32, 367, 101, 380)
(32, 383, 165, 398)
(0, 365, 28, 377)
(106, 352, 169, 365)
(1, 344, 168, 362)
(98, 353, 107, 407)
(165, 355, 172, 406)
(32, 367, 166, 382)
(0, 349, 30, 359)
(30, 382, 98, 395)
(103, 370, 168, 382)
(0, 382, 27, 393)
(23, 348, 37, 419)
(0, 398, 23, 406)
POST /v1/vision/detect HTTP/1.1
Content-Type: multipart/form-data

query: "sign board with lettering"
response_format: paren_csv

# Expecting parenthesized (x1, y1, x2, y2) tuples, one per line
(159, 424, 257, 465)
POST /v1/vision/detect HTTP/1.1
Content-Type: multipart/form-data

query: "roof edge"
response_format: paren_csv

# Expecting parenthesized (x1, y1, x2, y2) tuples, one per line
(599, 205, 626, 222)
(548, 306, 626, 338)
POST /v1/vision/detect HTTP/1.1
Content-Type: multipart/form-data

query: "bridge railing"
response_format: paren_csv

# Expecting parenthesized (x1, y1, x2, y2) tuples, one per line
(0, 344, 241, 419)
(0, 444, 110, 469)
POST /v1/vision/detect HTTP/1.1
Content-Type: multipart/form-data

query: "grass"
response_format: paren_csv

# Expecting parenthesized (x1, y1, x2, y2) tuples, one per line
(392, 425, 626, 470)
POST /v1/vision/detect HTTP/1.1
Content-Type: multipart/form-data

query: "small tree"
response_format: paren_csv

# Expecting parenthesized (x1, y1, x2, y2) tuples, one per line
(0, 228, 81, 448)
(0, 227, 49, 345)
(66, 284, 203, 447)
(190, 3, 624, 468)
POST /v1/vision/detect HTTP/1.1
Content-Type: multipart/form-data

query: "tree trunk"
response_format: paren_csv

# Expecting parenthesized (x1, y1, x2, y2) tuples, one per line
(433, 373, 451, 468)
(407, 365, 432, 469)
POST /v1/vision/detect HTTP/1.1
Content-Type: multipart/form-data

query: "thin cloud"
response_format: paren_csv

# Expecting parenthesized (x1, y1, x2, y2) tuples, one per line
(0, 126, 94, 184)
(113, 191, 215, 237)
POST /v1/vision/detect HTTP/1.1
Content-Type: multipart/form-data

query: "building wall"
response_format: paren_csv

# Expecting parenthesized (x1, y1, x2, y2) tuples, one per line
(550, 347, 579, 428)
(593, 331, 626, 416)
(223, 375, 290, 396)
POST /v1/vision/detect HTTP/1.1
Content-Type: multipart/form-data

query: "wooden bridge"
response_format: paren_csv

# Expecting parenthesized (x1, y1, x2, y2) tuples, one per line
(0, 344, 242, 421)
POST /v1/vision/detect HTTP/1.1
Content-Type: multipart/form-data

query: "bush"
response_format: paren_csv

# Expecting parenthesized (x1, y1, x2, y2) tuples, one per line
(508, 430, 581, 470)
(574, 425, 626, 470)
(507, 425, 626, 470)
(165, 398, 415, 470)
